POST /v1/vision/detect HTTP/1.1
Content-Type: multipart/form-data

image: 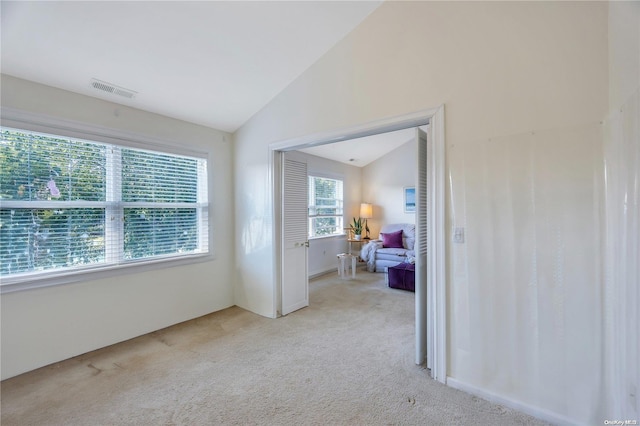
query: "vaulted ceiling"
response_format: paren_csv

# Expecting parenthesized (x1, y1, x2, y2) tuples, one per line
(2, 1, 415, 166)
(1, 1, 381, 133)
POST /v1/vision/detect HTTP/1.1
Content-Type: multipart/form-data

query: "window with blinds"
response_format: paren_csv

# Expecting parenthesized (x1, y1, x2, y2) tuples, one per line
(308, 175, 343, 238)
(0, 127, 209, 284)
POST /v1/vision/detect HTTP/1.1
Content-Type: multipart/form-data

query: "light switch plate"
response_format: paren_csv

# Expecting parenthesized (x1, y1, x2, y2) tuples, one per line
(453, 227, 465, 243)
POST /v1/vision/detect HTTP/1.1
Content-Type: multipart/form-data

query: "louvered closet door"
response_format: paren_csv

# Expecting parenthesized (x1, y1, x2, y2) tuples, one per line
(281, 155, 309, 315)
(415, 128, 428, 365)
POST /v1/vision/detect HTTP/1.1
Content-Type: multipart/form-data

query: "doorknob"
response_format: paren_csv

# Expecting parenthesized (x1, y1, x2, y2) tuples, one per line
(304, 241, 310, 248)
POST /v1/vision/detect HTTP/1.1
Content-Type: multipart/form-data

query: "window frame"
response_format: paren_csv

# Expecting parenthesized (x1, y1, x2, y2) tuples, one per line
(0, 108, 214, 294)
(307, 174, 345, 239)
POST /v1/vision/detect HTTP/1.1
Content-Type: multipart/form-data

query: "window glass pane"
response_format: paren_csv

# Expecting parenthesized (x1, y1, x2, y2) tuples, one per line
(311, 217, 342, 237)
(308, 176, 343, 238)
(0, 208, 105, 275)
(122, 149, 198, 203)
(0, 129, 106, 202)
(124, 208, 198, 260)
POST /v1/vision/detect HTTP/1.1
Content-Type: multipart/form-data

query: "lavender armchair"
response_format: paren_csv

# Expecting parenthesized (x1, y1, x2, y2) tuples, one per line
(360, 223, 415, 272)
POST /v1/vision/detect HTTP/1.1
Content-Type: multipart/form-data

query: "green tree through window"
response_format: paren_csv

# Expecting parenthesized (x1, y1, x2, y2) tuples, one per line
(308, 176, 343, 237)
(0, 127, 209, 282)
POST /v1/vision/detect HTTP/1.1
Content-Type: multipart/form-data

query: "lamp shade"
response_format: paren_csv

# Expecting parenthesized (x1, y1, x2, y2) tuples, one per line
(360, 203, 373, 219)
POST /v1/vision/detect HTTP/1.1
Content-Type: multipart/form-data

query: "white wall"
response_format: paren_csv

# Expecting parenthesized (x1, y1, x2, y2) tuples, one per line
(362, 139, 416, 238)
(0, 75, 235, 380)
(233, 1, 609, 423)
(286, 151, 361, 277)
(609, 1, 640, 109)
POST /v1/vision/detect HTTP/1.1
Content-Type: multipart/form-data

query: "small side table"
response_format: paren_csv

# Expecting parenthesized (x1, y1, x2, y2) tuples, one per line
(336, 253, 357, 279)
(347, 239, 364, 255)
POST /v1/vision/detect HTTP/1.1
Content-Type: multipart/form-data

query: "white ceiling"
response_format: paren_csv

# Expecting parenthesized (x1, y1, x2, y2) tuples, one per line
(0, 1, 382, 133)
(1, 0, 404, 167)
(299, 127, 415, 167)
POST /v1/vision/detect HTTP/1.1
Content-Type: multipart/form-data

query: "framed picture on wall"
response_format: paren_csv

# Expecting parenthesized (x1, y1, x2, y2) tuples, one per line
(404, 187, 415, 213)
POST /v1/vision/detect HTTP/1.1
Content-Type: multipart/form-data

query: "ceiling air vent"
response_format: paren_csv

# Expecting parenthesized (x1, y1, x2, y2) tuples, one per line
(90, 79, 137, 99)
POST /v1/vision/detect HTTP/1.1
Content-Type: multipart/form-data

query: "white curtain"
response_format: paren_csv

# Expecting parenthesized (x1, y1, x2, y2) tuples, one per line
(604, 87, 640, 421)
(448, 122, 605, 423)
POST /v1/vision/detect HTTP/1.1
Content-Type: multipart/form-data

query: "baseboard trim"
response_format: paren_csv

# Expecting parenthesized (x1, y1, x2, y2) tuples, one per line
(447, 377, 578, 426)
(308, 268, 337, 279)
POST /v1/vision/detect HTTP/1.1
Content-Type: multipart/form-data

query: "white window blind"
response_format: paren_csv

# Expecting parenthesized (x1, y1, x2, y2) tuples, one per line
(308, 175, 343, 238)
(0, 127, 209, 284)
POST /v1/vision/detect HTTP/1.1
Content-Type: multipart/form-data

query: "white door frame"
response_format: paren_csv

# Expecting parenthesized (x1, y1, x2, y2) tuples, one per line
(269, 106, 447, 383)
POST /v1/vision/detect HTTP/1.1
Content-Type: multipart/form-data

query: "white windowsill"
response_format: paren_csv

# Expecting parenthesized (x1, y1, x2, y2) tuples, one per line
(0, 253, 214, 294)
(308, 233, 347, 241)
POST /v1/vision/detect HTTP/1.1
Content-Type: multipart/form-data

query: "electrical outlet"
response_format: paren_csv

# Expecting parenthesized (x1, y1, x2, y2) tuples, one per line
(453, 227, 465, 243)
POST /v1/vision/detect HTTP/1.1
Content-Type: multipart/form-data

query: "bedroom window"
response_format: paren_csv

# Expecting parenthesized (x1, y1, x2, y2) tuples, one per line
(308, 175, 343, 238)
(0, 127, 209, 286)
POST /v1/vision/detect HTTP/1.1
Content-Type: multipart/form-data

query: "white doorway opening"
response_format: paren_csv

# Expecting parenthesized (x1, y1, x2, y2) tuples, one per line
(270, 106, 446, 383)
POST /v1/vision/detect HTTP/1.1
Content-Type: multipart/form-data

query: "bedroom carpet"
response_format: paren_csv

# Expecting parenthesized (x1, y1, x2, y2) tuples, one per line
(1, 271, 549, 426)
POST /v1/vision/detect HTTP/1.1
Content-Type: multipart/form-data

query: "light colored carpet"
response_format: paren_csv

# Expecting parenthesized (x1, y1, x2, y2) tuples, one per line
(1, 270, 549, 425)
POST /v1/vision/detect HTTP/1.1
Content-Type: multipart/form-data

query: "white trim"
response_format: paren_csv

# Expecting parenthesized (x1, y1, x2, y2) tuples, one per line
(269, 107, 447, 382)
(271, 150, 283, 318)
(431, 105, 447, 383)
(447, 378, 578, 426)
(307, 170, 345, 181)
(1, 107, 209, 159)
(0, 253, 212, 294)
(309, 268, 341, 280)
(308, 174, 344, 239)
(308, 233, 347, 241)
(106, 145, 122, 264)
(269, 108, 440, 151)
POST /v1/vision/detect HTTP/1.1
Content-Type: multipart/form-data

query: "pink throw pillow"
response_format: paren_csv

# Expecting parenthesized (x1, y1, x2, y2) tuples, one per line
(381, 230, 403, 248)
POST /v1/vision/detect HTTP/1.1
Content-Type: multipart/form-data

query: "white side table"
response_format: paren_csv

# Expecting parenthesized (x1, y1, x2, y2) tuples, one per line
(347, 239, 363, 255)
(336, 253, 357, 279)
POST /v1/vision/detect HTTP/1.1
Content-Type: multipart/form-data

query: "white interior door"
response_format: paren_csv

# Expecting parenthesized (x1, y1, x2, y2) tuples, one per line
(415, 127, 428, 366)
(281, 154, 309, 315)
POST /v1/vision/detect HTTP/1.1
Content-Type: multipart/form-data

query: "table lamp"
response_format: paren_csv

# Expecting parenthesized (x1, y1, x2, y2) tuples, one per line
(360, 203, 373, 239)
